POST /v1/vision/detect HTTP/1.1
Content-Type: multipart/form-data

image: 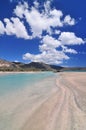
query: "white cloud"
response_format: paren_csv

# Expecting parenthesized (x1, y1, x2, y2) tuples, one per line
(14, 1, 75, 38)
(64, 15, 75, 26)
(40, 35, 61, 51)
(33, 1, 39, 9)
(23, 31, 85, 64)
(55, 30, 61, 35)
(4, 17, 30, 39)
(62, 46, 77, 54)
(0, 21, 5, 35)
(23, 50, 69, 65)
(59, 32, 85, 45)
(14, 2, 28, 18)
(23, 35, 70, 64)
(0, 1, 76, 40)
(24, 7, 63, 37)
(44, 0, 51, 14)
(0, 1, 85, 64)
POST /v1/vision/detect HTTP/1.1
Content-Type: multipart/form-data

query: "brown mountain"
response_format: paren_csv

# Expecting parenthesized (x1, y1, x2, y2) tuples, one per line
(0, 59, 86, 72)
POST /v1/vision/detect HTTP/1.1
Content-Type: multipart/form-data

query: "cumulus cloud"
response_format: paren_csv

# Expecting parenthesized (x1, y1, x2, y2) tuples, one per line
(59, 32, 85, 45)
(62, 46, 77, 54)
(55, 30, 61, 35)
(64, 15, 75, 26)
(14, 1, 75, 38)
(0, 1, 76, 39)
(23, 33, 81, 64)
(23, 50, 69, 65)
(0, 21, 5, 35)
(14, 2, 28, 18)
(40, 35, 61, 51)
(33, 0, 39, 9)
(0, 0, 85, 64)
(4, 17, 30, 39)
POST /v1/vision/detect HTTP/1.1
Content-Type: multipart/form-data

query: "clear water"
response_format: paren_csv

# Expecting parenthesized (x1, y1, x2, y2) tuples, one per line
(0, 72, 55, 96)
(0, 72, 57, 130)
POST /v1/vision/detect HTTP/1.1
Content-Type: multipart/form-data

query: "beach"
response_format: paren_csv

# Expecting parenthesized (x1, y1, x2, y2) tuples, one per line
(0, 72, 86, 130)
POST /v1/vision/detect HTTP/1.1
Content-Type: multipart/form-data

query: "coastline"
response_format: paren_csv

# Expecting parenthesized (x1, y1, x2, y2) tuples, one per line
(21, 72, 86, 130)
(0, 72, 86, 130)
(0, 71, 39, 74)
(0, 71, 54, 76)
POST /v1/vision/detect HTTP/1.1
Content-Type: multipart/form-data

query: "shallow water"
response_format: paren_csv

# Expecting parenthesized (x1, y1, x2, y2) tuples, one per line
(0, 72, 55, 96)
(0, 72, 57, 130)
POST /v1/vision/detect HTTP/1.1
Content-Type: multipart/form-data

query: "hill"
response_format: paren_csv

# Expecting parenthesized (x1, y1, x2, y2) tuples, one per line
(0, 59, 86, 72)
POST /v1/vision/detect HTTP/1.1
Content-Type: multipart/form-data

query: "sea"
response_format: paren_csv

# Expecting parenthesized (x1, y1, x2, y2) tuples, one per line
(0, 72, 55, 96)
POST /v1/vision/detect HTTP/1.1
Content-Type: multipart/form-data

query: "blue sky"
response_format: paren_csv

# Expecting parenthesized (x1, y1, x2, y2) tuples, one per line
(0, 0, 86, 66)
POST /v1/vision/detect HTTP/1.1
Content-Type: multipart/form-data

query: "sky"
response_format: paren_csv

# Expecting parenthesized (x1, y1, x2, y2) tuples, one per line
(0, 0, 86, 67)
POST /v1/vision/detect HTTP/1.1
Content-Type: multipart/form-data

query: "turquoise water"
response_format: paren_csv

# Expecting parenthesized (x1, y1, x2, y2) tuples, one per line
(0, 72, 55, 96)
(0, 72, 57, 130)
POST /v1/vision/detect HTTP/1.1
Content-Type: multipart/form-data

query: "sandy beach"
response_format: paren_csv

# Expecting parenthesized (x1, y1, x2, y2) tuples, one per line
(0, 72, 86, 130)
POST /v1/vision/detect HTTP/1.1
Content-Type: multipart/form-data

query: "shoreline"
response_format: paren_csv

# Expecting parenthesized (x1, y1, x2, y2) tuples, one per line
(0, 70, 86, 75)
(0, 71, 55, 75)
(0, 72, 86, 130)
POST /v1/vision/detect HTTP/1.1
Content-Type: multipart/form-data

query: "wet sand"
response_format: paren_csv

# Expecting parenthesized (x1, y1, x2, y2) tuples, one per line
(0, 72, 86, 130)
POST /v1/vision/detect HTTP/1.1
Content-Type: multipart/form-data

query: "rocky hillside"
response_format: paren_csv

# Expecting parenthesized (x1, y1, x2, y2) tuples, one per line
(0, 59, 18, 71)
(0, 59, 86, 72)
(0, 59, 63, 72)
(13, 62, 62, 72)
